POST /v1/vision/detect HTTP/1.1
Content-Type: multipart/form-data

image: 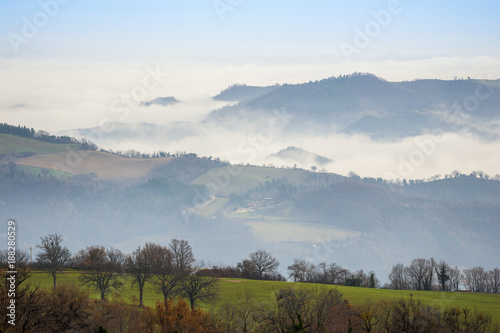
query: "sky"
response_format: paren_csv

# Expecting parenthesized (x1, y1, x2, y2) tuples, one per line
(1, 0, 500, 61)
(1, 0, 500, 178)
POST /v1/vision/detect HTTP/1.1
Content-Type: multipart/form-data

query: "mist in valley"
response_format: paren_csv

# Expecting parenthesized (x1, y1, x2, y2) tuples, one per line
(1, 1, 500, 287)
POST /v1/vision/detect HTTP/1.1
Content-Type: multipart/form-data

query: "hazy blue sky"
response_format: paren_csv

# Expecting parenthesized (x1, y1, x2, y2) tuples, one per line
(0, 1, 499, 179)
(1, 0, 499, 133)
(1, 0, 499, 63)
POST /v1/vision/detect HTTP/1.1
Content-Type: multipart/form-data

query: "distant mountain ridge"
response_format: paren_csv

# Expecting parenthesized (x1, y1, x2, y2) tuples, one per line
(266, 146, 333, 167)
(141, 96, 180, 107)
(213, 84, 279, 102)
(1, 129, 499, 281)
(60, 74, 500, 149)
(208, 73, 500, 139)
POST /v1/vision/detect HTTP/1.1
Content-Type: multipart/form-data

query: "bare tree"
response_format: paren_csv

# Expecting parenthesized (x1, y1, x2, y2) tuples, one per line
(312, 287, 346, 331)
(0, 248, 30, 267)
(356, 300, 379, 333)
(0, 249, 31, 287)
(148, 243, 184, 302)
(237, 259, 259, 279)
(287, 259, 309, 283)
(463, 266, 489, 292)
(258, 287, 351, 332)
(489, 268, 500, 293)
(125, 243, 156, 306)
(249, 250, 280, 280)
(316, 262, 329, 284)
(407, 258, 429, 290)
(448, 265, 461, 291)
(74, 246, 124, 300)
(259, 288, 312, 332)
(235, 288, 257, 332)
(169, 239, 195, 273)
(388, 263, 408, 290)
(326, 263, 346, 285)
(36, 233, 71, 287)
(178, 273, 219, 309)
(422, 258, 436, 291)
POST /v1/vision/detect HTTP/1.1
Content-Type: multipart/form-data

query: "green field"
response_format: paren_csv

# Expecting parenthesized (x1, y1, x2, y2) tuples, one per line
(0, 133, 77, 155)
(0, 133, 174, 180)
(18, 164, 74, 178)
(192, 165, 321, 195)
(28, 271, 500, 325)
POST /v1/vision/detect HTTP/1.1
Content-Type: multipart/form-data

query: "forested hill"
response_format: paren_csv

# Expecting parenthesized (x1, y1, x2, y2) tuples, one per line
(0, 122, 96, 148)
(1, 128, 499, 280)
(213, 84, 279, 102)
(209, 74, 500, 139)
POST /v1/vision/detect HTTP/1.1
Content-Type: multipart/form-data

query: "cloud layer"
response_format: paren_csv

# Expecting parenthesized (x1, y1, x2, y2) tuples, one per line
(1, 57, 499, 179)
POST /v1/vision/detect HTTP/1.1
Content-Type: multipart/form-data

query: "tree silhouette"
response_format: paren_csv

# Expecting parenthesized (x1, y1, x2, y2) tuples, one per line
(125, 243, 156, 307)
(248, 250, 280, 280)
(36, 234, 71, 287)
(74, 246, 124, 300)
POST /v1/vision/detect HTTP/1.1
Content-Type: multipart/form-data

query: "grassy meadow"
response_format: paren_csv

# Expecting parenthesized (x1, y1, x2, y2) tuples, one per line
(29, 270, 500, 326)
(0, 133, 77, 155)
(192, 165, 315, 195)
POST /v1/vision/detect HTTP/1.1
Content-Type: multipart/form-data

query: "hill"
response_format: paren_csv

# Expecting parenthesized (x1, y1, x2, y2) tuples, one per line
(213, 84, 279, 102)
(191, 165, 340, 195)
(207, 74, 500, 139)
(57, 74, 500, 176)
(266, 146, 333, 167)
(28, 271, 500, 326)
(1, 130, 499, 286)
(0, 133, 77, 156)
(0, 133, 174, 181)
(14, 150, 173, 181)
(190, 166, 500, 279)
(141, 96, 180, 107)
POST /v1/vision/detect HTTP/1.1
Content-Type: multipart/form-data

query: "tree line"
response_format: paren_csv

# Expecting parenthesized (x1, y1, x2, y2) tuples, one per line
(1, 234, 499, 332)
(0, 122, 97, 149)
(0, 122, 232, 162)
(387, 257, 500, 293)
(22, 234, 218, 309)
(287, 259, 380, 288)
(3, 235, 287, 308)
(199, 255, 381, 290)
(2, 246, 498, 332)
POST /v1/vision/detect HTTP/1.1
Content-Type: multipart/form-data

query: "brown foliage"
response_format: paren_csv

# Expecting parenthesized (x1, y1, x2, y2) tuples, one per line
(0, 278, 91, 333)
(155, 298, 217, 333)
(255, 287, 353, 333)
(1, 269, 497, 333)
(88, 294, 157, 333)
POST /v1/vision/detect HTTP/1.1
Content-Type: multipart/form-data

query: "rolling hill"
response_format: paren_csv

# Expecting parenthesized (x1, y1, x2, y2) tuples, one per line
(14, 150, 173, 181)
(208, 74, 500, 139)
(0, 133, 77, 156)
(266, 146, 333, 167)
(1, 129, 499, 285)
(28, 272, 500, 326)
(190, 163, 500, 280)
(0, 133, 173, 181)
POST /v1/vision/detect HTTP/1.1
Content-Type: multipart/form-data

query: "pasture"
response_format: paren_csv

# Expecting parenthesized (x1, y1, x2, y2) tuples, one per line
(28, 271, 500, 325)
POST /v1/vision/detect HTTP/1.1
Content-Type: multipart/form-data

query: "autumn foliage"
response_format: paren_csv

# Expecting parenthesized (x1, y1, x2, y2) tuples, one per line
(1, 268, 498, 332)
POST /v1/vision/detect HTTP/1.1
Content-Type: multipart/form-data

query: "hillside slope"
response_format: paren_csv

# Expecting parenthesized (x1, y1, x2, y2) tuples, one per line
(14, 151, 173, 181)
(1, 132, 498, 285)
(0, 133, 77, 156)
(0, 133, 174, 181)
(208, 74, 500, 139)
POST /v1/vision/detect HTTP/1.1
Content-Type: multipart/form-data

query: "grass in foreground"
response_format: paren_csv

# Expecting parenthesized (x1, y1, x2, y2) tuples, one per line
(29, 271, 500, 326)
